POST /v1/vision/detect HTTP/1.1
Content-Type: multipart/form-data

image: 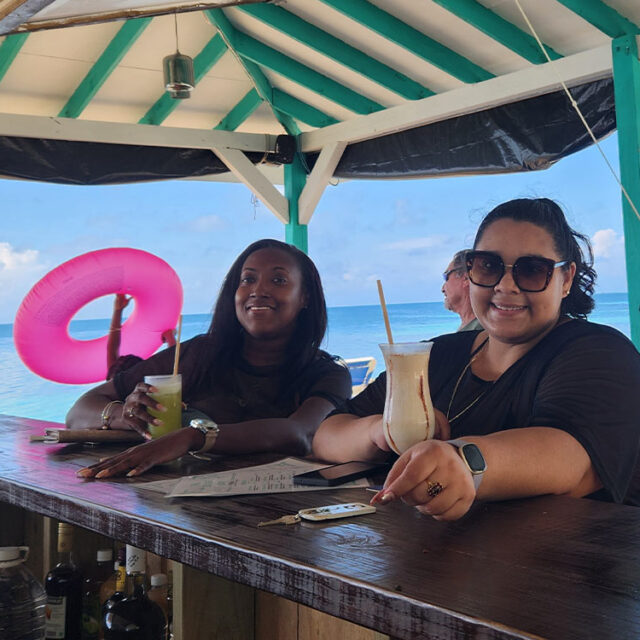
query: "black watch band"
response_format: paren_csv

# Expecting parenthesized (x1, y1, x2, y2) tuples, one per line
(447, 439, 486, 490)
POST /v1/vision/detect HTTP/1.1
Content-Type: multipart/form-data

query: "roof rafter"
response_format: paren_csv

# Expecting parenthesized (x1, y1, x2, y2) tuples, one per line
(206, 8, 300, 136)
(316, 0, 493, 83)
(139, 33, 227, 126)
(432, 0, 562, 64)
(214, 88, 262, 130)
(0, 32, 28, 83)
(0, 0, 55, 34)
(232, 30, 385, 114)
(237, 3, 433, 100)
(271, 89, 339, 128)
(59, 17, 151, 119)
(556, 0, 640, 38)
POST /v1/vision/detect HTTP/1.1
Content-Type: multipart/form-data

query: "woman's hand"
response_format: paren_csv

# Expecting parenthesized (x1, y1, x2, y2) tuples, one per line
(76, 428, 200, 478)
(371, 440, 476, 521)
(121, 382, 166, 440)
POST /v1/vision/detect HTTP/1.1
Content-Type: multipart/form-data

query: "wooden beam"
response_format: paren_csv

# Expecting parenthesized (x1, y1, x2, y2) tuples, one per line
(0, 0, 269, 35)
(212, 146, 289, 223)
(300, 44, 612, 152)
(0, 112, 278, 152)
(0, 0, 55, 34)
(299, 141, 346, 224)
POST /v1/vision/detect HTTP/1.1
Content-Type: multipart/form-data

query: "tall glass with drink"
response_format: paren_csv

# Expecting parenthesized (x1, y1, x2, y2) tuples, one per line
(144, 374, 182, 439)
(379, 342, 435, 454)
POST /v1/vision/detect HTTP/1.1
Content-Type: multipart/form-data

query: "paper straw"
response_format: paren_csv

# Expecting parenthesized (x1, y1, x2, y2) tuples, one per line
(172, 315, 182, 376)
(376, 280, 393, 344)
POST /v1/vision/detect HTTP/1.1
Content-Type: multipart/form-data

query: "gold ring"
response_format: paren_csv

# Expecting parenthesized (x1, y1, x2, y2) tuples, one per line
(426, 481, 443, 498)
(125, 408, 135, 419)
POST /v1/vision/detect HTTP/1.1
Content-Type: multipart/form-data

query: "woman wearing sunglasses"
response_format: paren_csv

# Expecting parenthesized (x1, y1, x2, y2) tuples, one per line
(312, 197, 640, 520)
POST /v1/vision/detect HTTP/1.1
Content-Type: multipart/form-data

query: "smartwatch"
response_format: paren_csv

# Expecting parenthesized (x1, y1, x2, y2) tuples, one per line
(447, 439, 486, 490)
(188, 419, 220, 454)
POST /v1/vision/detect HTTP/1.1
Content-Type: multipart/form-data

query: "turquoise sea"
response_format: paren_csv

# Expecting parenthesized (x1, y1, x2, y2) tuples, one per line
(1, 293, 631, 424)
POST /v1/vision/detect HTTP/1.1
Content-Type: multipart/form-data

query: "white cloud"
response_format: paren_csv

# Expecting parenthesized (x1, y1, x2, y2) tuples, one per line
(592, 229, 624, 259)
(185, 215, 226, 233)
(0, 242, 39, 270)
(0, 243, 46, 323)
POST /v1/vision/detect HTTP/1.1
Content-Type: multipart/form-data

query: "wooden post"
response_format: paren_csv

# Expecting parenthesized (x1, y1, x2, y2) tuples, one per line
(285, 153, 309, 253)
(612, 35, 640, 347)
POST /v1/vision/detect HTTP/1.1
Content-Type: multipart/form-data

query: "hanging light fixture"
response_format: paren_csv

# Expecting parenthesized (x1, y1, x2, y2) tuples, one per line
(163, 13, 195, 99)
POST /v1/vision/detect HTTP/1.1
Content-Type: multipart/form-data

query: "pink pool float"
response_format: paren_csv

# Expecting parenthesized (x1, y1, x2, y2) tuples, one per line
(14, 248, 183, 383)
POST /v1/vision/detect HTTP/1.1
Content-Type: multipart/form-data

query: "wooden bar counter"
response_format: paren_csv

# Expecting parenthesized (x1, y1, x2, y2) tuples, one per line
(1, 414, 639, 640)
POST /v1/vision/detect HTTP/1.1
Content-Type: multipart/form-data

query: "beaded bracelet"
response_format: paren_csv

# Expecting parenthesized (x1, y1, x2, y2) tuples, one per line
(100, 400, 124, 429)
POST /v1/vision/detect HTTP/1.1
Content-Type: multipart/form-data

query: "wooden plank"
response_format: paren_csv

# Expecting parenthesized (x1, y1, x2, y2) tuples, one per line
(173, 562, 254, 640)
(255, 591, 297, 640)
(298, 604, 389, 640)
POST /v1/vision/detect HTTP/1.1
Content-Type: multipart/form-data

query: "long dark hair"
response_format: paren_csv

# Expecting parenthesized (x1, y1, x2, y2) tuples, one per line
(192, 239, 327, 394)
(473, 198, 596, 318)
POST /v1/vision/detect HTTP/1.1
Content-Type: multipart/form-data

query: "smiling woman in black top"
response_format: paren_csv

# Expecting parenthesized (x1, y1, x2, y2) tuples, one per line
(68, 239, 351, 478)
(313, 198, 640, 519)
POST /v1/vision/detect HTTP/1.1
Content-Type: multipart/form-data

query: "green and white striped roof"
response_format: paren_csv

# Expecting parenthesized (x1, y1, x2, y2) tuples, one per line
(0, 0, 637, 159)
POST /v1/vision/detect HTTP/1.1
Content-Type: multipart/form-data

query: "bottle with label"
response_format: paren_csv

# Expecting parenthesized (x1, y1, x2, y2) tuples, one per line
(0, 546, 47, 639)
(82, 549, 113, 640)
(103, 546, 166, 639)
(45, 523, 83, 640)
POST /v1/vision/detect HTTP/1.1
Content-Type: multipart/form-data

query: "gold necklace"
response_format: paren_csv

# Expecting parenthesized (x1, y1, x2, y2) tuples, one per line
(446, 337, 490, 424)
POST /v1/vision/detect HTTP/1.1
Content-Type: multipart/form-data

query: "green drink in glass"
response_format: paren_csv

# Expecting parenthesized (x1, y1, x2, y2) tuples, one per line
(144, 374, 182, 439)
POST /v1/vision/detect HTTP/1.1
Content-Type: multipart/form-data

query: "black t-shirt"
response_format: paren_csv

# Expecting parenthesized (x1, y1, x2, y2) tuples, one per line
(113, 335, 352, 424)
(339, 320, 640, 505)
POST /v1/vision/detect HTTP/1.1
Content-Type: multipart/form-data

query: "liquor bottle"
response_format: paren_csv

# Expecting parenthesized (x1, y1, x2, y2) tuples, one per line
(99, 548, 125, 611)
(101, 552, 127, 633)
(103, 545, 166, 639)
(82, 548, 113, 640)
(147, 574, 169, 631)
(45, 522, 83, 639)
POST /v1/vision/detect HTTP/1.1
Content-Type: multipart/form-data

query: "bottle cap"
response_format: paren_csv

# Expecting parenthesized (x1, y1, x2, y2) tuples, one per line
(150, 573, 168, 587)
(97, 548, 113, 562)
(125, 545, 146, 574)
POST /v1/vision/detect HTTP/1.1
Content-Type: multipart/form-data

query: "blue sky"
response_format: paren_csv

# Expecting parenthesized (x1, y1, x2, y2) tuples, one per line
(0, 132, 627, 324)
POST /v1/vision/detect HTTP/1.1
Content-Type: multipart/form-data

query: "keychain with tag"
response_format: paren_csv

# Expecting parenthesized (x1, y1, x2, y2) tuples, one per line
(258, 502, 376, 527)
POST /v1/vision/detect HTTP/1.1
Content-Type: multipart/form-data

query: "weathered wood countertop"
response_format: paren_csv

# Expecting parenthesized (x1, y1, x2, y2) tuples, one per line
(1, 414, 639, 640)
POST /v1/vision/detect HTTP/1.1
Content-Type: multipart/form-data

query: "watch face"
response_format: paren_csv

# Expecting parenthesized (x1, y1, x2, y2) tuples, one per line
(190, 419, 216, 431)
(462, 443, 486, 473)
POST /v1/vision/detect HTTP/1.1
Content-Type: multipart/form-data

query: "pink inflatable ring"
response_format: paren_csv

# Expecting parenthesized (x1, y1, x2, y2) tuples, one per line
(14, 248, 183, 384)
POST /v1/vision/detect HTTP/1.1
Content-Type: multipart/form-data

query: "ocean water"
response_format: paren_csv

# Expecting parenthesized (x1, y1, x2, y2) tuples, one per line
(1, 293, 630, 424)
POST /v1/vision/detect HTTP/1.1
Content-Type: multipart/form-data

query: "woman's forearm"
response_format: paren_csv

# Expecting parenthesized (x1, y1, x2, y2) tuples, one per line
(211, 397, 337, 457)
(65, 381, 132, 431)
(468, 427, 601, 501)
(312, 413, 388, 463)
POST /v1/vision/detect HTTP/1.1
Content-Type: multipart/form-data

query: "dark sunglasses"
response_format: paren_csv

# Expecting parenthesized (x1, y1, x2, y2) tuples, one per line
(465, 251, 569, 292)
(442, 268, 464, 282)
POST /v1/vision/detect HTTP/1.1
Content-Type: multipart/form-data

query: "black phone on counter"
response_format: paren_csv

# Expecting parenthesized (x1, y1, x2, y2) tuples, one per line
(293, 461, 389, 487)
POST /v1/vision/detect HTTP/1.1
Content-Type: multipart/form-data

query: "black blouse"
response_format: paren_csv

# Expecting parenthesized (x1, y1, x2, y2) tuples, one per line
(114, 335, 352, 424)
(338, 320, 640, 505)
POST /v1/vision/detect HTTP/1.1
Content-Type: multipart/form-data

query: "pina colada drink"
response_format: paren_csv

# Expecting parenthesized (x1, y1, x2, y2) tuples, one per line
(144, 374, 182, 438)
(380, 343, 435, 454)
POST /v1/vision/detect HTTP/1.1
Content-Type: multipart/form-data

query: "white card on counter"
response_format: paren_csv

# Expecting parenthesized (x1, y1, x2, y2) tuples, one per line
(161, 457, 370, 498)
